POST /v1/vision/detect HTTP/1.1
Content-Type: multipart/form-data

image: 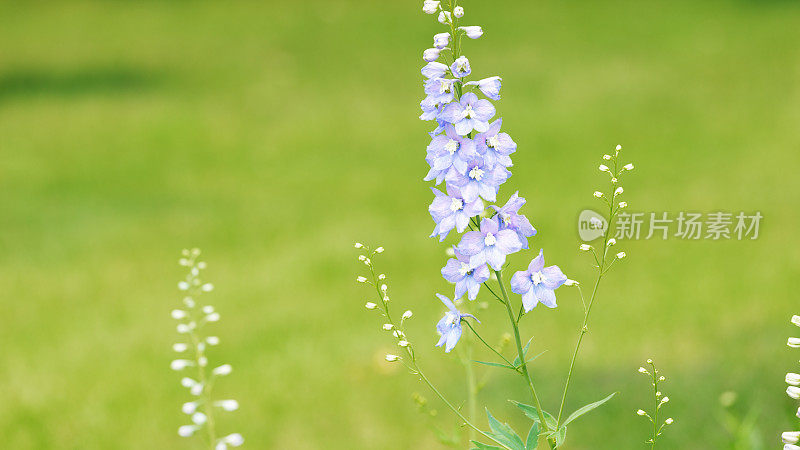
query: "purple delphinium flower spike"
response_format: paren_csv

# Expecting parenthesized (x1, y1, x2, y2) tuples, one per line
(435, 293, 478, 353)
(465, 76, 502, 101)
(429, 186, 484, 241)
(446, 158, 507, 203)
(491, 191, 537, 249)
(458, 217, 523, 270)
(424, 77, 457, 104)
(441, 248, 490, 300)
(438, 92, 496, 136)
(474, 118, 516, 168)
(424, 124, 478, 185)
(450, 56, 471, 78)
(510, 249, 568, 311)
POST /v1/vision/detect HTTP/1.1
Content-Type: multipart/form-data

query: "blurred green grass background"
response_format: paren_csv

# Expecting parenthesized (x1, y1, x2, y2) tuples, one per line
(1, 0, 799, 448)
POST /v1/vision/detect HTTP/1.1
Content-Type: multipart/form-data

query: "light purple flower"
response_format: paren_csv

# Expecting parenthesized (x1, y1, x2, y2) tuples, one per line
(474, 118, 516, 168)
(419, 97, 443, 121)
(458, 217, 523, 270)
(451, 56, 471, 78)
(459, 26, 483, 39)
(424, 124, 478, 185)
(465, 76, 502, 101)
(438, 92, 495, 136)
(435, 293, 478, 353)
(424, 77, 457, 104)
(510, 249, 568, 311)
(441, 248, 490, 300)
(421, 62, 449, 79)
(445, 158, 507, 203)
(423, 47, 443, 62)
(491, 191, 536, 248)
(433, 32, 450, 49)
(429, 186, 484, 241)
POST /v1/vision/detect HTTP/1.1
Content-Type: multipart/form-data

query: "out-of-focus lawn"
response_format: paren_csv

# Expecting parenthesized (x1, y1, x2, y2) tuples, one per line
(0, 0, 799, 448)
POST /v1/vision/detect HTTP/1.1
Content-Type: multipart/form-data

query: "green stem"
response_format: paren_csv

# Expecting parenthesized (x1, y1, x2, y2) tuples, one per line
(466, 330, 477, 443)
(495, 270, 556, 450)
(464, 320, 517, 369)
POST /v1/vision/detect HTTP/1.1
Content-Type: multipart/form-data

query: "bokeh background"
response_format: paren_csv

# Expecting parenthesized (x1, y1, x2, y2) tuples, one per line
(1, 0, 799, 448)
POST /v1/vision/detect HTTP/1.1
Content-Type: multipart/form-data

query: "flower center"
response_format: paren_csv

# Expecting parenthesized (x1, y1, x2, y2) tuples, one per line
(458, 262, 472, 277)
(531, 271, 546, 286)
(439, 80, 451, 94)
(449, 197, 464, 212)
(468, 166, 485, 181)
(445, 312, 459, 326)
(463, 104, 475, 119)
(456, 61, 468, 73)
(484, 233, 497, 246)
(501, 213, 511, 225)
(487, 135, 500, 149)
(444, 139, 459, 155)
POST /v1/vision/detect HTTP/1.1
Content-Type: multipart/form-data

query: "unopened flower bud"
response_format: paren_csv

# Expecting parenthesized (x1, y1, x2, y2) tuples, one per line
(618, 201, 628, 208)
(422, 0, 440, 14)
(624, 163, 634, 171)
(602, 154, 612, 160)
(638, 367, 648, 373)
(459, 26, 483, 39)
(214, 399, 239, 411)
(423, 47, 443, 62)
(201, 283, 214, 292)
(792, 315, 800, 327)
(788, 338, 800, 348)
(206, 336, 219, 345)
(787, 386, 800, 399)
(593, 191, 603, 198)
(171, 359, 193, 371)
(616, 252, 626, 259)
(787, 373, 800, 386)
(646, 359, 653, 364)
(171, 309, 187, 319)
(599, 164, 609, 172)
(636, 409, 647, 416)
(378, 274, 386, 280)
(178, 425, 197, 437)
(365, 302, 377, 310)
(454, 6, 464, 17)
(356, 276, 368, 283)
(375, 247, 385, 253)
(381, 284, 388, 292)
(783, 431, 800, 444)
(579, 244, 592, 251)
(616, 144, 622, 151)
(607, 238, 616, 246)
(438, 10, 452, 24)
(212, 364, 232, 376)
(402, 310, 413, 320)
(385, 354, 400, 362)
(173, 343, 188, 353)
(564, 279, 579, 286)
(354, 242, 364, 248)
(382, 323, 394, 331)
(665, 418, 673, 425)
(433, 32, 450, 49)
(614, 187, 624, 196)
(398, 340, 410, 347)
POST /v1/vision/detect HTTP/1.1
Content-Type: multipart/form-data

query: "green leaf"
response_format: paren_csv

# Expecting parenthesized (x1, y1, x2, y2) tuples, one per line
(473, 360, 517, 371)
(525, 350, 546, 365)
(486, 409, 526, 450)
(554, 426, 566, 447)
(471, 441, 502, 450)
(512, 337, 534, 366)
(525, 422, 540, 449)
(510, 401, 558, 429)
(561, 392, 617, 427)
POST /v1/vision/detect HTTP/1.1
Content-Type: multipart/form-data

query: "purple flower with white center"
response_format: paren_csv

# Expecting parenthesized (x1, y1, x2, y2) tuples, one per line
(465, 76, 502, 101)
(433, 32, 450, 49)
(435, 293, 478, 353)
(451, 56, 471, 78)
(421, 62, 449, 79)
(446, 158, 507, 203)
(510, 249, 568, 311)
(424, 77, 457, 104)
(474, 118, 516, 168)
(459, 26, 483, 39)
(441, 248, 490, 300)
(491, 191, 537, 249)
(429, 186, 484, 241)
(458, 217, 523, 270)
(439, 92, 495, 136)
(424, 124, 478, 184)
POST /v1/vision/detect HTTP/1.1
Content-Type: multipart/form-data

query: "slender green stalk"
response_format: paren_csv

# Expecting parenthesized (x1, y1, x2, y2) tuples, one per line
(465, 329, 478, 443)
(464, 320, 516, 369)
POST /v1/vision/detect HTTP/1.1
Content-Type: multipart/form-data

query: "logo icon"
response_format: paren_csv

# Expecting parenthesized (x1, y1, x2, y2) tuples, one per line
(578, 209, 607, 242)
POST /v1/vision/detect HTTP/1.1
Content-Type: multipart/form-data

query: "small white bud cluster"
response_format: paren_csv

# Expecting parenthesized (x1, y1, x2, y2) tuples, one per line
(592, 146, 635, 232)
(784, 315, 800, 445)
(172, 250, 242, 448)
(636, 359, 673, 443)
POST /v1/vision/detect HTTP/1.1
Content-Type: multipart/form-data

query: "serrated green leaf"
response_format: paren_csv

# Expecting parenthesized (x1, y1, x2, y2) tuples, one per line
(561, 392, 617, 428)
(525, 422, 540, 449)
(473, 360, 517, 371)
(471, 441, 502, 450)
(486, 409, 526, 450)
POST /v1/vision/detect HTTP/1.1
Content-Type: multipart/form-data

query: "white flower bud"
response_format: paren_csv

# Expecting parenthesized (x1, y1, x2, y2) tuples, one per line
(660, 396, 669, 404)
(206, 312, 220, 322)
(422, 0, 440, 14)
(180, 377, 196, 388)
(593, 191, 603, 198)
(365, 302, 377, 310)
(598, 164, 609, 172)
(198, 356, 207, 367)
(398, 340, 410, 347)
(213, 364, 232, 376)
(202, 305, 214, 314)
(787, 373, 800, 386)
(206, 336, 220, 345)
(459, 26, 483, 39)
(638, 367, 648, 373)
(222, 433, 244, 446)
(438, 11, 452, 24)
(783, 431, 800, 444)
(611, 177, 618, 184)
(618, 201, 628, 208)
(182, 401, 198, 414)
(178, 425, 197, 437)
(788, 386, 800, 399)
(579, 244, 592, 251)
(624, 163, 634, 171)
(358, 255, 366, 261)
(178, 281, 190, 291)
(602, 154, 612, 160)
(382, 323, 394, 331)
(659, 376, 665, 381)
(796, 406, 800, 419)
(445, 247, 456, 256)
(402, 310, 413, 320)
(191, 412, 207, 425)
(354, 242, 364, 248)
(201, 283, 214, 292)
(381, 284, 388, 292)
(607, 238, 617, 246)
(356, 276, 368, 283)
(616, 144, 622, 151)
(614, 187, 624, 196)
(375, 246, 384, 253)
(646, 359, 653, 364)
(173, 343, 188, 353)
(171, 309, 187, 319)
(190, 383, 204, 396)
(197, 262, 206, 269)
(636, 409, 647, 416)
(616, 252, 626, 259)
(385, 354, 400, 362)
(665, 418, 673, 425)
(171, 359, 193, 371)
(378, 274, 386, 280)
(789, 338, 800, 348)
(215, 399, 239, 411)
(183, 297, 196, 308)
(454, 6, 464, 17)
(564, 279, 579, 286)
(792, 315, 800, 327)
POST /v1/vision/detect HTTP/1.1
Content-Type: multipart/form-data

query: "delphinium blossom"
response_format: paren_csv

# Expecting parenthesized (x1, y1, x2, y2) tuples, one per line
(171, 249, 243, 450)
(354, 2, 637, 448)
(636, 360, 673, 448)
(782, 315, 800, 449)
